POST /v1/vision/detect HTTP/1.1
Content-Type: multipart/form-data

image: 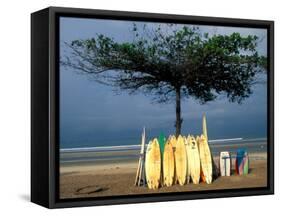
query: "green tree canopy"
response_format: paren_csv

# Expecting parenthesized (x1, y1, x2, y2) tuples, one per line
(62, 24, 267, 136)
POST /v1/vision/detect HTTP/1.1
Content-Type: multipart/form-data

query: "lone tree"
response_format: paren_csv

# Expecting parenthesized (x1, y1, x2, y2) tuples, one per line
(62, 24, 267, 136)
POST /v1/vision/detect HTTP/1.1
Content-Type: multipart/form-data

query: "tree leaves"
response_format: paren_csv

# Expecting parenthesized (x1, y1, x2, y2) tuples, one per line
(62, 25, 267, 105)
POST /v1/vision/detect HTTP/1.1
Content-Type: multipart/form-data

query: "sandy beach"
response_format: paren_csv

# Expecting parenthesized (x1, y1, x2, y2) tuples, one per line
(60, 152, 267, 199)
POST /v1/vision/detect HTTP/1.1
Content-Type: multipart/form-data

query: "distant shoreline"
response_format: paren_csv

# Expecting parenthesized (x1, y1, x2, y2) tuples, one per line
(60, 138, 267, 164)
(60, 137, 267, 152)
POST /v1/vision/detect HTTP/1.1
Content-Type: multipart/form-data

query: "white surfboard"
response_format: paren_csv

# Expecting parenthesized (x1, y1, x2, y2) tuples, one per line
(219, 151, 231, 176)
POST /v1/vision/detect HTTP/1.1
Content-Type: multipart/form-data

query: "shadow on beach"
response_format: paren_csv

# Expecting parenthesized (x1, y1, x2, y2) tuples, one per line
(59, 154, 267, 199)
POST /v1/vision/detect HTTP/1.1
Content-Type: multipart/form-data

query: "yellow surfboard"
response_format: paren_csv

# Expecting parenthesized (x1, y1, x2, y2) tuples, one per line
(184, 136, 191, 184)
(163, 137, 175, 187)
(174, 135, 187, 185)
(145, 138, 161, 189)
(197, 134, 212, 184)
(170, 135, 177, 148)
(186, 135, 201, 184)
(202, 114, 218, 179)
(203, 114, 208, 141)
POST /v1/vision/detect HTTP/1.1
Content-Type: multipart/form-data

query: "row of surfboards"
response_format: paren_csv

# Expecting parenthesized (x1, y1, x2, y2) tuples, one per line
(134, 114, 249, 189)
(145, 134, 213, 189)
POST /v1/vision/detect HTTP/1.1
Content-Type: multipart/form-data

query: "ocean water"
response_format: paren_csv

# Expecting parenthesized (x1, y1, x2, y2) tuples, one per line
(60, 137, 267, 164)
(59, 125, 267, 149)
(209, 138, 267, 155)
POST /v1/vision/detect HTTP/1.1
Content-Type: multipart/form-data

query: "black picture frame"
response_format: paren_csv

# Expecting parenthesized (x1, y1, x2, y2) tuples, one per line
(31, 6, 274, 209)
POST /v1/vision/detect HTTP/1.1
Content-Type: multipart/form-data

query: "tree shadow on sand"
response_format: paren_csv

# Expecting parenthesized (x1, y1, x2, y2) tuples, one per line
(75, 185, 109, 195)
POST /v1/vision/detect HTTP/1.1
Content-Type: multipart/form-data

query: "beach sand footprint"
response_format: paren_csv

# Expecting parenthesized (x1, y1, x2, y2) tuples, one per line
(75, 185, 108, 195)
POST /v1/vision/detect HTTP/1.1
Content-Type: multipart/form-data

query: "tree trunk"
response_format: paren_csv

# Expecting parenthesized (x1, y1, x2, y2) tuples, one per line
(175, 88, 182, 137)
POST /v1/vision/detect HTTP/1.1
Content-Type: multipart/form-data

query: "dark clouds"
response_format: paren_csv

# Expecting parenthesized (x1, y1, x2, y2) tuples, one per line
(60, 17, 267, 148)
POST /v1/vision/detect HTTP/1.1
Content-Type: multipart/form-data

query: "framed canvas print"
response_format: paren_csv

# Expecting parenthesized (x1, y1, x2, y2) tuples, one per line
(31, 7, 274, 208)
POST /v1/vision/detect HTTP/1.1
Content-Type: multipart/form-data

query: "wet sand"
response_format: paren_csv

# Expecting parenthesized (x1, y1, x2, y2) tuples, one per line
(60, 153, 267, 199)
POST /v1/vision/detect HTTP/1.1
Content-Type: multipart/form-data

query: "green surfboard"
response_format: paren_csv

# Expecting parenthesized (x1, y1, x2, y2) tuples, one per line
(158, 132, 166, 156)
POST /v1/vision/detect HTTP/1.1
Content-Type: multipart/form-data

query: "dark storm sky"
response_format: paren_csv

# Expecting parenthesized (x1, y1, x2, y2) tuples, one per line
(59, 17, 268, 148)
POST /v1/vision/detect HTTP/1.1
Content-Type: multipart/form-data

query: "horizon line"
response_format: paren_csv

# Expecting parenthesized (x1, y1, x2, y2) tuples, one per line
(60, 137, 267, 153)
